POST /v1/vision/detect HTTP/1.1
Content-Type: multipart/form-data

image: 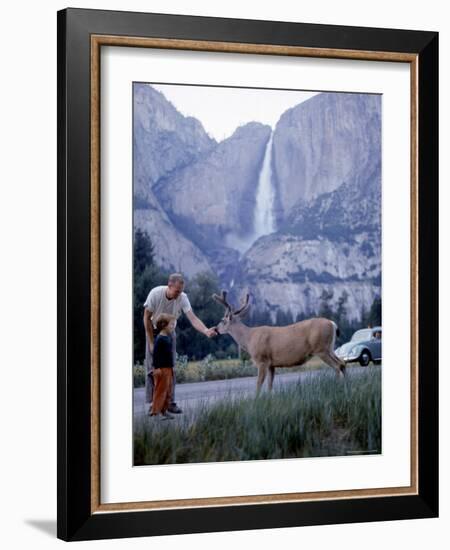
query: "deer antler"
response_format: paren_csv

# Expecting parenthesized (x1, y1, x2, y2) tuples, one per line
(233, 293, 250, 316)
(212, 290, 232, 311)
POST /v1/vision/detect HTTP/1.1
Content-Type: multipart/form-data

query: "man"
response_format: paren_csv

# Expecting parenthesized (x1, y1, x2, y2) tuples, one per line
(143, 273, 216, 413)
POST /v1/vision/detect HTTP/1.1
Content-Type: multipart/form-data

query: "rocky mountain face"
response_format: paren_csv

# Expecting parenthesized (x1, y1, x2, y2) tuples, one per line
(133, 84, 215, 276)
(234, 233, 379, 322)
(272, 92, 381, 222)
(133, 85, 381, 320)
(154, 122, 271, 251)
(134, 197, 212, 277)
(281, 160, 381, 240)
(231, 94, 381, 320)
(134, 83, 216, 206)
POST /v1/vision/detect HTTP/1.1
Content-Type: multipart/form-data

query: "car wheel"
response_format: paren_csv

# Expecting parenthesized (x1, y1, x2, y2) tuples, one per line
(359, 351, 371, 367)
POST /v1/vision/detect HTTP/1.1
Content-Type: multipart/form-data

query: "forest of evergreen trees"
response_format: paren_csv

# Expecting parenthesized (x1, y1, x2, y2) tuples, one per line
(133, 229, 382, 362)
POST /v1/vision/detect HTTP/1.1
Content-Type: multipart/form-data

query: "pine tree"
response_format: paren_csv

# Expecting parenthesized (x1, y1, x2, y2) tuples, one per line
(336, 290, 349, 325)
(133, 229, 167, 363)
(368, 296, 382, 326)
(133, 228, 154, 275)
(318, 288, 334, 319)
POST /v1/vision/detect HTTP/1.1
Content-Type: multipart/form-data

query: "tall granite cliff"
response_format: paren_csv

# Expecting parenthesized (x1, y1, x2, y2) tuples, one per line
(133, 83, 215, 276)
(134, 83, 216, 206)
(225, 92, 382, 320)
(272, 93, 381, 223)
(154, 122, 272, 251)
(230, 164, 381, 320)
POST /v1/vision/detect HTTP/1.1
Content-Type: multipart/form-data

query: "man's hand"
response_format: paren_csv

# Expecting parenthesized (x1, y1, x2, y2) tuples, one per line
(186, 310, 217, 338)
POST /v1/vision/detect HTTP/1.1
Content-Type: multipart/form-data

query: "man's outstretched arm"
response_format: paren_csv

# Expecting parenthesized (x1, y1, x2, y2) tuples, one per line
(185, 309, 216, 338)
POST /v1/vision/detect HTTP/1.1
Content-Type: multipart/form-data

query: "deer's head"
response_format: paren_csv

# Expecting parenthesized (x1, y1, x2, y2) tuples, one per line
(212, 291, 251, 334)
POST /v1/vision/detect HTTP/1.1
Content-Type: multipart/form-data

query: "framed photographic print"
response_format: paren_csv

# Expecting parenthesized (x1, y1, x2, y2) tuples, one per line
(57, 8, 438, 541)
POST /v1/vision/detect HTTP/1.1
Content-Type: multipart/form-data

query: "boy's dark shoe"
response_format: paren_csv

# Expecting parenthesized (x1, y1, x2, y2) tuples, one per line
(168, 404, 182, 414)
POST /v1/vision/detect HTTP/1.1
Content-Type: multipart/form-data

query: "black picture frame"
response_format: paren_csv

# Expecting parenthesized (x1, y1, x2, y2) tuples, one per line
(57, 7, 438, 542)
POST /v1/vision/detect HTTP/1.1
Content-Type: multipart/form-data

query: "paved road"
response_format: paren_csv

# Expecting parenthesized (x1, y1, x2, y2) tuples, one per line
(133, 366, 368, 424)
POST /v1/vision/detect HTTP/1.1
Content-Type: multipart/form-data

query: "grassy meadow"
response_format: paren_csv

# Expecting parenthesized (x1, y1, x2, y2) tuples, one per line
(133, 355, 328, 387)
(134, 365, 381, 465)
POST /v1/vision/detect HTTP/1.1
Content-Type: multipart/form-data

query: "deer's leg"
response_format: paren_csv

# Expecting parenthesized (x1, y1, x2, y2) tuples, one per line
(326, 349, 346, 376)
(255, 363, 268, 396)
(318, 351, 346, 379)
(267, 366, 275, 392)
(335, 353, 347, 376)
(330, 350, 346, 376)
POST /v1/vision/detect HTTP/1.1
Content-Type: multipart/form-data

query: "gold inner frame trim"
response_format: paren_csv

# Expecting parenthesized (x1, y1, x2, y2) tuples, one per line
(90, 34, 419, 514)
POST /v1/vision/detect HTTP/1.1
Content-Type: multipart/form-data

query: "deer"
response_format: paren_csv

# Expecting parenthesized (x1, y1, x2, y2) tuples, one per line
(212, 291, 346, 395)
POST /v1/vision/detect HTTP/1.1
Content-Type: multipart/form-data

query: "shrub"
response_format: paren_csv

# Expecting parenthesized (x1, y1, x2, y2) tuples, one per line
(133, 363, 146, 388)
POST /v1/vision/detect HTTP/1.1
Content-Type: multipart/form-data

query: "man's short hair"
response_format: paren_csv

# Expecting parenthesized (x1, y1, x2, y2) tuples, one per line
(155, 313, 176, 332)
(168, 273, 184, 285)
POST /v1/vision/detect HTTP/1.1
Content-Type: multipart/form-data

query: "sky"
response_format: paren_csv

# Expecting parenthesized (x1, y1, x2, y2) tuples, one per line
(152, 83, 319, 141)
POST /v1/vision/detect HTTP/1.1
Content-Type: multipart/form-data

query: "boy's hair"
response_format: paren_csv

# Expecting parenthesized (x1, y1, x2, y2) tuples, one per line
(155, 313, 176, 332)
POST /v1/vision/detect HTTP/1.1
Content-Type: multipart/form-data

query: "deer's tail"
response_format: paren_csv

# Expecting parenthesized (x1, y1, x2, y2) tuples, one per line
(331, 321, 346, 375)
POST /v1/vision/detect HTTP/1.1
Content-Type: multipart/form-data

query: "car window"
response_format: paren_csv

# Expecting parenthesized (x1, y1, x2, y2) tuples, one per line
(351, 329, 372, 342)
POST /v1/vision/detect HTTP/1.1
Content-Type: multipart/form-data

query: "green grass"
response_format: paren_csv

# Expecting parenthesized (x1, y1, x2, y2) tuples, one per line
(134, 366, 381, 465)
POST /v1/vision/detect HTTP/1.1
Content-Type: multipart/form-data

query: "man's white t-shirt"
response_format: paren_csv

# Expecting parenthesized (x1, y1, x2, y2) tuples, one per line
(143, 285, 192, 328)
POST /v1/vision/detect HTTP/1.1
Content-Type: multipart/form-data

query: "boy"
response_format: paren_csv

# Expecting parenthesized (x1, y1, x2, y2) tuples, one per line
(149, 313, 177, 420)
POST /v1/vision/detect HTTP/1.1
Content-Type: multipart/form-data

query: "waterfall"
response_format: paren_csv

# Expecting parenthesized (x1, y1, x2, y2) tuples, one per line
(225, 132, 276, 254)
(253, 132, 275, 239)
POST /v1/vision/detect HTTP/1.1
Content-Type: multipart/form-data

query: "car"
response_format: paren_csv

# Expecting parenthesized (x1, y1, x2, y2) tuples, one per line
(335, 326, 382, 366)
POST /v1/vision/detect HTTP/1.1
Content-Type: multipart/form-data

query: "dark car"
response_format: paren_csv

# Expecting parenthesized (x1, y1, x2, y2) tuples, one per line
(335, 326, 382, 366)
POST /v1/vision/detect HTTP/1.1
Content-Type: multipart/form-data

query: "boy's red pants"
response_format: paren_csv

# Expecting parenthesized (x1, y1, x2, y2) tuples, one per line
(151, 368, 173, 414)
